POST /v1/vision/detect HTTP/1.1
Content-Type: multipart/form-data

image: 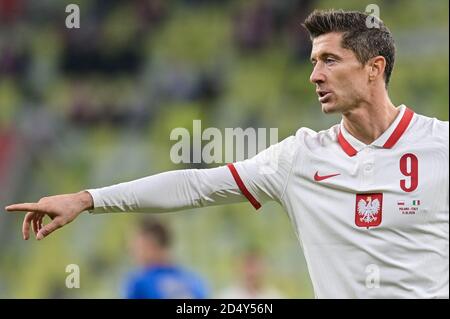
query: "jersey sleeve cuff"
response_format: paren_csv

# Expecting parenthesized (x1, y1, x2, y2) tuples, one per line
(84, 189, 107, 214)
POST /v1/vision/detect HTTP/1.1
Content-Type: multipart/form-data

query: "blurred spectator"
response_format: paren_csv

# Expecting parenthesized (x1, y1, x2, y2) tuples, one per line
(233, 0, 275, 52)
(0, 129, 17, 183)
(217, 249, 284, 299)
(123, 217, 209, 299)
(134, 0, 168, 31)
(285, 0, 314, 61)
(0, 0, 24, 25)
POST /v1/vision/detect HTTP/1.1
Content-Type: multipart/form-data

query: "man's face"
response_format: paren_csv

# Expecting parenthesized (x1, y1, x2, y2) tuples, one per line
(129, 231, 160, 266)
(309, 32, 370, 114)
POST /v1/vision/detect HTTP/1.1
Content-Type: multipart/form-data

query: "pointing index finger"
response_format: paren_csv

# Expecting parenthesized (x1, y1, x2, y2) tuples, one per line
(5, 203, 41, 213)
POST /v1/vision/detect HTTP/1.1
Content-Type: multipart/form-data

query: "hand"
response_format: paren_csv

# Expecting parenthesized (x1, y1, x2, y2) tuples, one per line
(5, 191, 94, 240)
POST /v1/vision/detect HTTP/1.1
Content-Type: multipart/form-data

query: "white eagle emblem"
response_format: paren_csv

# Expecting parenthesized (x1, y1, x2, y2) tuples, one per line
(357, 196, 380, 223)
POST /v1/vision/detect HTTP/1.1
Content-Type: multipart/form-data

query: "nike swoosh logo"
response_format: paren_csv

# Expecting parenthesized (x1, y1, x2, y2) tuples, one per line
(314, 171, 340, 181)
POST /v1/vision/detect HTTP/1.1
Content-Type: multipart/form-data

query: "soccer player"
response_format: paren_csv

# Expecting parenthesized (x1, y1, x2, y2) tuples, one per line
(216, 249, 284, 299)
(124, 217, 208, 299)
(5, 10, 448, 298)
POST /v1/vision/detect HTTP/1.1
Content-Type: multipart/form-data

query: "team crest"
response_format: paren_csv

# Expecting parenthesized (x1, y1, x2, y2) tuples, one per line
(355, 193, 383, 228)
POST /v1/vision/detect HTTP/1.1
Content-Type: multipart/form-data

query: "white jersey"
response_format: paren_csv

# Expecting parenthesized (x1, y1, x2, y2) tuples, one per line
(87, 104, 448, 298)
(231, 105, 449, 298)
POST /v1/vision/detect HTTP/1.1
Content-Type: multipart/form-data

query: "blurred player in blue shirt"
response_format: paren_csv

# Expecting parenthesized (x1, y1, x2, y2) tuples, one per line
(124, 217, 208, 299)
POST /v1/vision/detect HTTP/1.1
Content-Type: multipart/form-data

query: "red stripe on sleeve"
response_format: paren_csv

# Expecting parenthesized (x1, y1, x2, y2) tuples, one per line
(227, 163, 262, 210)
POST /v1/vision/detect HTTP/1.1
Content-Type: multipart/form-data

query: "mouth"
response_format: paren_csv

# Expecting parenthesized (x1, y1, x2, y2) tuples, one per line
(317, 90, 332, 103)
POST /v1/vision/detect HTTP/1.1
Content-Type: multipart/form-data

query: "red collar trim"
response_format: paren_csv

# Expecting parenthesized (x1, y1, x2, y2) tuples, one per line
(338, 129, 358, 157)
(338, 107, 414, 156)
(382, 107, 414, 148)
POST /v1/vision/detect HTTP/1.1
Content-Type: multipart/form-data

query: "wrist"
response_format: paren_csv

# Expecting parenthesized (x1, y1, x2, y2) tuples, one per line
(77, 191, 94, 211)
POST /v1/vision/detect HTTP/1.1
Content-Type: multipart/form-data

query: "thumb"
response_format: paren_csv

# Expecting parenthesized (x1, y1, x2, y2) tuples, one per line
(36, 219, 63, 240)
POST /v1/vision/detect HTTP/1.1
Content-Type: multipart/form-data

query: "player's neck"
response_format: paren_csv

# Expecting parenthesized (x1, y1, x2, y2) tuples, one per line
(341, 97, 398, 145)
(142, 251, 172, 267)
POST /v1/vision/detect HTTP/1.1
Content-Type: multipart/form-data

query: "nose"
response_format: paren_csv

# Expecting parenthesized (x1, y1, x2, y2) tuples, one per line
(309, 63, 326, 84)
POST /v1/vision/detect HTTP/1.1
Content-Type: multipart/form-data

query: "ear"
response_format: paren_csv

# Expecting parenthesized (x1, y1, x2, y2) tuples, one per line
(368, 56, 386, 81)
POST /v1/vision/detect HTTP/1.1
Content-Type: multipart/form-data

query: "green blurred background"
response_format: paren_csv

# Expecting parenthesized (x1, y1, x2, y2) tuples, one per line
(0, 0, 448, 298)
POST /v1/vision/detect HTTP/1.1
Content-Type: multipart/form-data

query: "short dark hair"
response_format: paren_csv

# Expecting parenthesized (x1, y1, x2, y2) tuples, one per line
(302, 9, 396, 86)
(137, 217, 171, 248)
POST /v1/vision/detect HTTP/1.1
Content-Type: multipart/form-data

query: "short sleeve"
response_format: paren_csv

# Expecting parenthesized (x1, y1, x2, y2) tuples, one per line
(229, 134, 299, 209)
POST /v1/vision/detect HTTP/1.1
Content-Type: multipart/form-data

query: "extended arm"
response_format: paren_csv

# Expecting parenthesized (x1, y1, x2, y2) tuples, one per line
(5, 133, 297, 240)
(87, 166, 245, 214)
(5, 166, 246, 240)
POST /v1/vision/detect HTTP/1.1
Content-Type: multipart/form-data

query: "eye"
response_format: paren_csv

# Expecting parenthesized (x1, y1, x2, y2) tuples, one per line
(325, 57, 336, 65)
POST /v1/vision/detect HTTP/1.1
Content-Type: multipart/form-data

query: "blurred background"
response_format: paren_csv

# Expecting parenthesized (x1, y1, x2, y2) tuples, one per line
(0, 0, 448, 298)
